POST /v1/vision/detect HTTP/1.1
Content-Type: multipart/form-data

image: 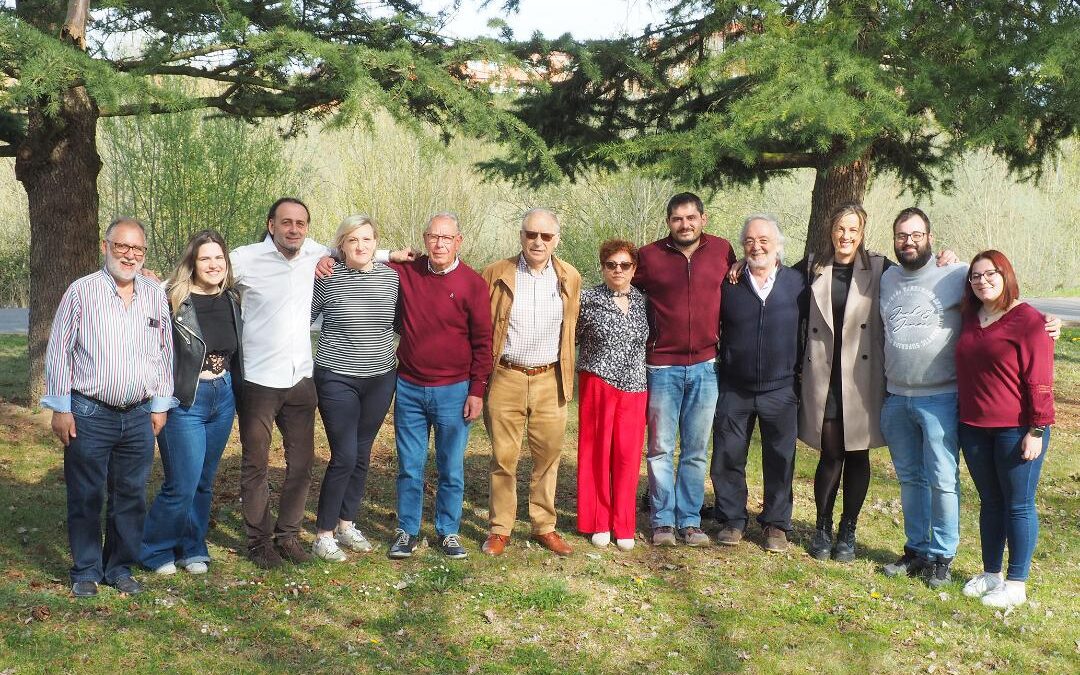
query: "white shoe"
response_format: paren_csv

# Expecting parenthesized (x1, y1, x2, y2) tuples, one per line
(335, 524, 373, 553)
(982, 581, 1026, 608)
(153, 562, 177, 575)
(590, 532, 611, 547)
(616, 538, 635, 551)
(313, 536, 348, 562)
(183, 562, 209, 575)
(963, 572, 1003, 598)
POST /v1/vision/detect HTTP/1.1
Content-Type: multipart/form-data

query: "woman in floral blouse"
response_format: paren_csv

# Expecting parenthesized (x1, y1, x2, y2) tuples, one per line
(576, 239, 650, 550)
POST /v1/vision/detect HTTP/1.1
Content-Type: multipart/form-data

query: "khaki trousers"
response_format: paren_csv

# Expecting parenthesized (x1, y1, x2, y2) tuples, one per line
(484, 365, 568, 536)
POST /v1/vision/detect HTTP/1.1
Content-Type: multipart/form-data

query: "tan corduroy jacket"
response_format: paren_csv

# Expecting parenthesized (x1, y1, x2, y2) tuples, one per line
(482, 255, 581, 405)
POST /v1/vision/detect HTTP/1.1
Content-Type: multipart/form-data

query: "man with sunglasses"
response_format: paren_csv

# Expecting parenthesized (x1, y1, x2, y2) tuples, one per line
(42, 217, 175, 597)
(480, 208, 581, 556)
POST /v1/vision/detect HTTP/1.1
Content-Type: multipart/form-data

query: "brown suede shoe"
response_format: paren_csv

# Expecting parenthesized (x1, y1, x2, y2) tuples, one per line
(762, 525, 789, 553)
(533, 531, 572, 557)
(482, 533, 510, 556)
(276, 536, 313, 563)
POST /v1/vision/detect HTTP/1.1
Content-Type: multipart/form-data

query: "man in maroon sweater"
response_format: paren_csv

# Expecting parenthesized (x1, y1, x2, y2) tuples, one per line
(388, 213, 493, 560)
(632, 193, 737, 547)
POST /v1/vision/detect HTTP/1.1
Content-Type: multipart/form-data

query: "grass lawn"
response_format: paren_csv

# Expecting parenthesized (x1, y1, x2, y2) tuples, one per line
(1, 331, 1078, 673)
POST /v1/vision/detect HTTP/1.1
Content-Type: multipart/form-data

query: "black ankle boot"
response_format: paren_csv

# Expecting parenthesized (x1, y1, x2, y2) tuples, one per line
(808, 517, 832, 561)
(833, 517, 857, 563)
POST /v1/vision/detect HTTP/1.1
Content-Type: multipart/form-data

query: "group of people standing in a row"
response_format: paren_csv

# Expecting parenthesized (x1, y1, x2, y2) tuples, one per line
(42, 192, 1055, 612)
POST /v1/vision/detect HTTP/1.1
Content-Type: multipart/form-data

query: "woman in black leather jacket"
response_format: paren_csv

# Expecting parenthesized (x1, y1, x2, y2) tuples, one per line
(141, 229, 242, 576)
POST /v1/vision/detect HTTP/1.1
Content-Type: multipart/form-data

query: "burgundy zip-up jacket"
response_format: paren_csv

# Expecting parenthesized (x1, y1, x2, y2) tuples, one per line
(632, 233, 737, 366)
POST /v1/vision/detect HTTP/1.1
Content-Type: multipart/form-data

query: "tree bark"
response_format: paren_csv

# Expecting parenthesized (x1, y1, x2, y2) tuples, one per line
(806, 149, 872, 259)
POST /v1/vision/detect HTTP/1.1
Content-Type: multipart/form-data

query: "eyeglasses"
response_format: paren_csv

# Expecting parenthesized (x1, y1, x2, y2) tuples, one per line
(603, 261, 634, 271)
(106, 240, 147, 258)
(894, 232, 927, 243)
(968, 269, 1001, 283)
(423, 233, 458, 245)
(521, 230, 557, 242)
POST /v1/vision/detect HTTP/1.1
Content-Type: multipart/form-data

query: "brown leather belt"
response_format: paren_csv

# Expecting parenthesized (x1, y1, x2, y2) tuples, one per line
(499, 357, 556, 376)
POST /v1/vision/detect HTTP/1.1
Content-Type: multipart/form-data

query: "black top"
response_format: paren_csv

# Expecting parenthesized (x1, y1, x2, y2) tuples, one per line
(190, 292, 237, 374)
(824, 262, 853, 420)
(576, 284, 649, 392)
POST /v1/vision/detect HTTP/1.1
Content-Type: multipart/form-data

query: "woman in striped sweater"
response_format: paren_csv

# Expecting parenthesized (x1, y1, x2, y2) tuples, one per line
(310, 215, 400, 561)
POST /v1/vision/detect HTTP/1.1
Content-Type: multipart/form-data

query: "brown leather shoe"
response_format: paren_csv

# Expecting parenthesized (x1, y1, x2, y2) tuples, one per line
(533, 531, 572, 557)
(482, 533, 510, 556)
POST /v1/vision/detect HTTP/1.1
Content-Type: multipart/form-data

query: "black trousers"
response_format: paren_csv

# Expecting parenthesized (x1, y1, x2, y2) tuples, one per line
(710, 381, 798, 531)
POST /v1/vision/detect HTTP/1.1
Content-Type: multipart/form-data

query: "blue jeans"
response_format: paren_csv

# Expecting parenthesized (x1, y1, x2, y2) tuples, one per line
(394, 378, 470, 537)
(645, 361, 719, 529)
(881, 392, 960, 559)
(141, 374, 235, 570)
(65, 393, 156, 584)
(960, 424, 1049, 581)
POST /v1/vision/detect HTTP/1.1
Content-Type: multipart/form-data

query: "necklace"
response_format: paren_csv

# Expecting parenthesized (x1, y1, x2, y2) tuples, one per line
(978, 307, 1004, 326)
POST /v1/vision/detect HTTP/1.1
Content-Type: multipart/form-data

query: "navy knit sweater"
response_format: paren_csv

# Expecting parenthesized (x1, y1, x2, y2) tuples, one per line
(719, 265, 808, 392)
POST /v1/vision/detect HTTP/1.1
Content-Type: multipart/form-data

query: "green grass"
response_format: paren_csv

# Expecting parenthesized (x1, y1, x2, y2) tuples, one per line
(1, 335, 1078, 673)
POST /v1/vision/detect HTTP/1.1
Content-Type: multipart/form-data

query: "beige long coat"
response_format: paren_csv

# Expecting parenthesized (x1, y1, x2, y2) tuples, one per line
(798, 252, 887, 451)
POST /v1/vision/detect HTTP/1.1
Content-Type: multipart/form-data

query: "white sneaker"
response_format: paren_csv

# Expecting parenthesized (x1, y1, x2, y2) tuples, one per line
(616, 538, 635, 551)
(153, 562, 177, 575)
(963, 572, 1004, 598)
(982, 581, 1026, 608)
(335, 524, 373, 552)
(590, 532, 611, 547)
(313, 536, 348, 562)
(183, 562, 209, 575)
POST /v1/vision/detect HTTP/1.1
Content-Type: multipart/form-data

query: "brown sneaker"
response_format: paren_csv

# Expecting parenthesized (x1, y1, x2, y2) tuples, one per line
(276, 537, 313, 563)
(249, 542, 285, 569)
(482, 533, 510, 556)
(533, 531, 572, 557)
(762, 525, 788, 553)
(651, 526, 677, 546)
(715, 526, 743, 546)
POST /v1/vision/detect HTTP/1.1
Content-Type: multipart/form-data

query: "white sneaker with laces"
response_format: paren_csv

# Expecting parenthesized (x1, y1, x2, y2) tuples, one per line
(616, 538, 635, 551)
(184, 562, 209, 575)
(153, 562, 177, 575)
(982, 581, 1026, 608)
(313, 535, 348, 562)
(963, 572, 1004, 598)
(335, 524, 373, 552)
(590, 532, 611, 547)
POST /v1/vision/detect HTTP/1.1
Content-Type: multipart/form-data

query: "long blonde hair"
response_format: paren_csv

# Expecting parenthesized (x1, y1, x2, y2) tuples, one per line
(814, 203, 869, 273)
(167, 229, 234, 315)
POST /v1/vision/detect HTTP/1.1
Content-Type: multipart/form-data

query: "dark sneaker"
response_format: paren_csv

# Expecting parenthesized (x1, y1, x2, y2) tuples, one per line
(276, 537, 313, 564)
(651, 526, 677, 546)
(762, 525, 788, 553)
(678, 526, 710, 547)
(439, 534, 467, 559)
(716, 526, 743, 546)
(833, 518, 857, 563)
(883, 547, 928, 578)
(926, 557, 954, 589)
(389, 529, 418, 559)
(71, 581, 98, 598)
(249, 542, 285, 570)
(808, 526, 833, 560)
(109, 576, 143, 595)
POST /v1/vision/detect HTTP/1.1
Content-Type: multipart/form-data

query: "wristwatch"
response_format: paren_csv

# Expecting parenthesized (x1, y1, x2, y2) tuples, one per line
(1029, 425, 1046, 438)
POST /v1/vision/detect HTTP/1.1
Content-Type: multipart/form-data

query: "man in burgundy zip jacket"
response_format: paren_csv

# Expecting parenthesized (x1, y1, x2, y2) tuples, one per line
(632, 192, 736, 546)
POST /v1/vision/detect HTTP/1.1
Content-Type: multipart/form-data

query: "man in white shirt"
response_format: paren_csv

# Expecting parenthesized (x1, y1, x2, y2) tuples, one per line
(230, 197, 329, 569)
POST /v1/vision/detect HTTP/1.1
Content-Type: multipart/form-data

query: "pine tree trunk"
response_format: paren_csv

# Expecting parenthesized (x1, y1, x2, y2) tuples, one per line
(14, 88, 101, 404)
(806, 150, 872, 258)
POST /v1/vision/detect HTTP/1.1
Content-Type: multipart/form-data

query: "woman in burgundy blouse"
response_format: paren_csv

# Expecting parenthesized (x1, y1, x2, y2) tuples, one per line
(956, 250, 1054, 609)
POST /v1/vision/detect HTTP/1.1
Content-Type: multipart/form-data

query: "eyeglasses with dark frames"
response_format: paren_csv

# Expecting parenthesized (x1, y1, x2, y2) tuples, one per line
(968, 269, 1001, 283)
(521, 230, 556, 242)
(894, 232, 927, 243)
(106, 240, 148, 258)
(603, 261, 634, 271)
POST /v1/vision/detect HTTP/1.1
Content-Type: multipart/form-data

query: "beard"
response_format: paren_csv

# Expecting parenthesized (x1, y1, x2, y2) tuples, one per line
(895, 242, 933, 270)
(105, 254, 143, 282)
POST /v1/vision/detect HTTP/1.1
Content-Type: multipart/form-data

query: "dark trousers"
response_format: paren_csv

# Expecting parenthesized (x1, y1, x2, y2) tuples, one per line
(313, 368, 396, 532)
(710, 382, 798, 531)
(65, 393, 155, 583)
(238, 378, 317, 548)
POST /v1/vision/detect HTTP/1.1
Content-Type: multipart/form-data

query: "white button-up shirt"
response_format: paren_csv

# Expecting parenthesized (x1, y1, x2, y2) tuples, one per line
(746, 262, 779, 302)
(231, 236, 330, 388)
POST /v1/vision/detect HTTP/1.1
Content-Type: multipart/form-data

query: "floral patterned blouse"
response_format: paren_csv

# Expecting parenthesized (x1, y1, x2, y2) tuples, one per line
(576, 284, 649, 392)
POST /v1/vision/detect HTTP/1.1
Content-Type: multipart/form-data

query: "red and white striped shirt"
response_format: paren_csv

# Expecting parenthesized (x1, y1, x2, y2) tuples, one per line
(41, 269, 175, 413)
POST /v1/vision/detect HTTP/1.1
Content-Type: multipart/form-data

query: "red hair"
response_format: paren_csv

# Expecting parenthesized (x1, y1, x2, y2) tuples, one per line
(962, 249, 1020, 315)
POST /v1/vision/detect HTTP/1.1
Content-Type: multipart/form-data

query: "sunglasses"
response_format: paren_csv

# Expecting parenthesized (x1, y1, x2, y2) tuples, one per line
(521, 230, 556, 242)
(603, 261, 634, 271)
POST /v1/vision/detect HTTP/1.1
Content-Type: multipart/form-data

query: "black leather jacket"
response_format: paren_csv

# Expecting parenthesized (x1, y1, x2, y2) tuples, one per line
(171, 290, 243, 407)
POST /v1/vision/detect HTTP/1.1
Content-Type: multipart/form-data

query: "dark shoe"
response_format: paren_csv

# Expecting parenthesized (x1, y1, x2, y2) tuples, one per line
(651, 526, 677, 547)
(927, 557, 954, 589)
(109, 576, 143, 595)
(276, 537, 313, 564)
(249, 541, 285, 570)
(883, 546, 928, 578)
(833, 518, 857, 563)
(71, 581, 98, 598)
(389, 529, 418, 559)
(533, 531, 572, 557)
(715, 526, 743, 546)
(678, 526, 710, 547)
(482, 533, 510, 556)
(439, 534, 467, 559)
(808, 526, 833, 561)
(762, 525, 788, 553)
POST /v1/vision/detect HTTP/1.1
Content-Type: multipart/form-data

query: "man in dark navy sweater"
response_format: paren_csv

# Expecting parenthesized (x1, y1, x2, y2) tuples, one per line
(712, 214, 808, 553)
